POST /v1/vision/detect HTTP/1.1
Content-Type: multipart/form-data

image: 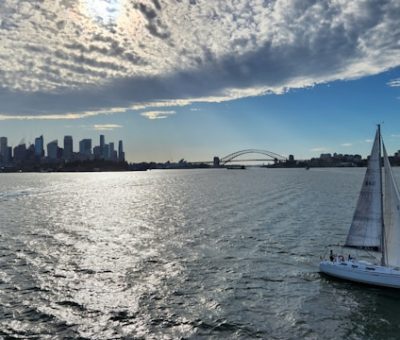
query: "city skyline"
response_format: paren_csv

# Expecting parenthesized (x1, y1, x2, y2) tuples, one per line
(0, 1, 400, 162)
(0, 134, 125, 165)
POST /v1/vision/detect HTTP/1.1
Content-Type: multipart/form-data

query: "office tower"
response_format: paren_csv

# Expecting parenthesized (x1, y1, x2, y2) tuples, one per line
(104, 144, 109, 160)
(7, 147, 12, 163)
(118, 140, 125, 162)
(93, 146, 101, 159)
(79, 139, 92, 159)
(13, 144, 27, 163)
(0, 137, 8, 163)
(112, 150, 118, 161)
(109, 143, 117, 161)
(63, 135, 73, 161)
(47, 140, 58, 160)
(26, 144, 35, 162)
(109, 142, 114, 159)
(34, 135, 44, 158)
(100, 134, 105, 158)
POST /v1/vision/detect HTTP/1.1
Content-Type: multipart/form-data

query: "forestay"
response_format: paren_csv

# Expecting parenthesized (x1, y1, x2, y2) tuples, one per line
(345, 129, 382, 250)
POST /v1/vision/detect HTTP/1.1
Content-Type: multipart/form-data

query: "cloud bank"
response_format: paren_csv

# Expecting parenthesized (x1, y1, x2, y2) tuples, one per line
(141, 110, 176, 120)
(1, 0, 400, 119)
(93, 124, 122, 130)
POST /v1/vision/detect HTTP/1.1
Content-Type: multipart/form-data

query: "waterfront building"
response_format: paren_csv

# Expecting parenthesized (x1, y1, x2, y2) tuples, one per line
(13, 143, 27, 163)
(118, 140, 125, 162)
(107, 142, 118, 162)
(47, 140, 58, 160)
(26, 144, 36, 162)
(104, 144, 109, 161)
(79, 139, 92, 159)
(63, 136, 73, 161)
(109, 142, 114, 160)
(34, 135, 44, 158)
(7, 147, 12, 163)
(213, 156, 220, 167)
(100, 135, 105, 159)
(0, 137, 8, 163)
(320, 153, 332, 159)
(93, 146, 101, 159)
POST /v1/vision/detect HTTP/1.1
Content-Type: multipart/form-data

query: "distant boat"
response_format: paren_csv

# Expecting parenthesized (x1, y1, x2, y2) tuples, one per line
(320, 125, 400, 288)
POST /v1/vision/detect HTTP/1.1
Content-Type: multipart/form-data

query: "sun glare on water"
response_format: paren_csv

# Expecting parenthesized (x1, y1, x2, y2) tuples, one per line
(82, 0, 124, 25)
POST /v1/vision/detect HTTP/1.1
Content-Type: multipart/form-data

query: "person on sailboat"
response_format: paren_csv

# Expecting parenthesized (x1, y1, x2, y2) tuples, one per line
(329, 249, 334, 262)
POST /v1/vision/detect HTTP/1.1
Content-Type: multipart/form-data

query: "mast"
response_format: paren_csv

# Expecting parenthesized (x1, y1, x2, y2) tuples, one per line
(378, 124, 386, 266)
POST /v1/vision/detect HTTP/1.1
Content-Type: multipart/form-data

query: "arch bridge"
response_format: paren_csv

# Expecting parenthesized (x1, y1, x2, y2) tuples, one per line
(220, 149, 286, 165)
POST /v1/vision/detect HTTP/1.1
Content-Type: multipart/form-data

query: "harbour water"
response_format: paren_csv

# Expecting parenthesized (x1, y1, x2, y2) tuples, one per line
(1, 168, 400, 339)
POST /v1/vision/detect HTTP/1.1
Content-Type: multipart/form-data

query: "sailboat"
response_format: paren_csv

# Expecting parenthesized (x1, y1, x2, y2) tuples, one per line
(320, 125, 400, 288)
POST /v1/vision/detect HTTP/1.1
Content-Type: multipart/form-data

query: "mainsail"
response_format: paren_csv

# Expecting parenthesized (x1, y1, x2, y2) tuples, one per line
(345, 128, 382, 249)
(383, 143, 400, 267)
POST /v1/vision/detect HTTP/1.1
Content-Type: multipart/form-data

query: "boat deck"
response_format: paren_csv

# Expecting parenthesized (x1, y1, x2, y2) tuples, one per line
(320, 259, 400, 288)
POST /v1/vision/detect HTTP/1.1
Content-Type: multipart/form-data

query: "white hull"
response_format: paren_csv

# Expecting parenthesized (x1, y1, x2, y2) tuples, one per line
(320, 260, 400, 288)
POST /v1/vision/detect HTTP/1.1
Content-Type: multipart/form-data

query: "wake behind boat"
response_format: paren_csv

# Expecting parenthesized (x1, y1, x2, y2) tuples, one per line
(320, 125, 400, 288)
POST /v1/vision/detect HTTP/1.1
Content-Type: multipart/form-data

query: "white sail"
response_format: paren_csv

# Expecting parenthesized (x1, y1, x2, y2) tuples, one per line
(345, 128, 382, 249)
(383, 144, 400, 267)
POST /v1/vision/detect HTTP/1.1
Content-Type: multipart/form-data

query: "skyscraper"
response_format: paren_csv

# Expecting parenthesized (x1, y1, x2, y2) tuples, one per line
(63, 135, 73, 161)
(109, 142, 117, 161)
(0, 137, 8, 163)
(13, 143, 27, 163)
(34, 135, 44, 158)
(118, 140, 125, 162)
(93, 146, 101, 159)
(104, 144, 109, 160)
(47, 140, 58, 160)
(100, 135, 105, 159)
(79, 139, 92, 159)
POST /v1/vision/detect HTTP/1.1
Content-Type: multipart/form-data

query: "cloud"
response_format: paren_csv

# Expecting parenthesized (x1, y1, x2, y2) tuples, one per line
(1, 0, 400, 119)
(387, 79, 400, 87)
(93, 124, 122, 131)
(365, 139, 373, 143)
(341, 143, 352, 147)
(140, 110, 176, 120)
(391, 134, 400, 138)
(310, 147, 328, 152)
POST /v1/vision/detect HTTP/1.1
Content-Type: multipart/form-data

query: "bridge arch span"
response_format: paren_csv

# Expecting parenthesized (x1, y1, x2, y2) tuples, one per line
(220, 149, 286, 165)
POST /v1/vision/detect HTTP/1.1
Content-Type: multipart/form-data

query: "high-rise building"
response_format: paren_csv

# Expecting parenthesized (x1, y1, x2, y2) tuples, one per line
(34, 135, 44, 158)
(109, 142, 114, 158)
(93, 146, 101, 159)
(104, 144, 109, 160)
(7, 147, 12, 163)
(26, 144, 36, 162)
(13, 143, 27, 163)
(100, 135, 105, 158)
(79, 139, 92, 159)
(47, 140, 58, 160)
(118, 140, 125, 162)
(63, 136, 73, 161)
(109, 142, 117, 161)
(0, 137, 8, 163)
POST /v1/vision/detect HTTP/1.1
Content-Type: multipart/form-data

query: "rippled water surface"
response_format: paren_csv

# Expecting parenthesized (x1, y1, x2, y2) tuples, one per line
(2, 168, 400, 339)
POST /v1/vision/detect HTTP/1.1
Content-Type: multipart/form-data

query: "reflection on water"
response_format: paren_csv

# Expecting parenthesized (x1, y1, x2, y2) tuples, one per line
(1, 169, 400, 338)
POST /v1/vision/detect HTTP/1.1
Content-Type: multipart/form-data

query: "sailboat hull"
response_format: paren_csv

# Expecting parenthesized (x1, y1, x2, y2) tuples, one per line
(320, 260, 400, 288)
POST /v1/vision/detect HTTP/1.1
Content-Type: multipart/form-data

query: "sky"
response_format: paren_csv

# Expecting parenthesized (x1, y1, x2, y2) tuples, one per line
(0, 0, 400, 162)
